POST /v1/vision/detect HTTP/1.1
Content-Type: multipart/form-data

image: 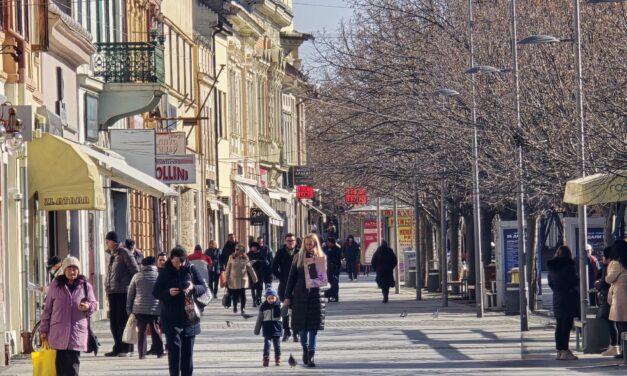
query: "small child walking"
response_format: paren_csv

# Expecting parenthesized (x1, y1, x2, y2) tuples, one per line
(254, 287, 283, 367)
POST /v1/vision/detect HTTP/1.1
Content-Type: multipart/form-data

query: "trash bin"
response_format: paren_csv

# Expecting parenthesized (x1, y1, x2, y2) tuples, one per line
(505, 283, 520, 315)
(427, 269, 440, 292)
(406, 268, 416, 288)
(583, 317, 610, 353)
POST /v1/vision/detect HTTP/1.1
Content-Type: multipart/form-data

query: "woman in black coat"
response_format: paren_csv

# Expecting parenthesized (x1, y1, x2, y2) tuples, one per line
(284, 234, 326, 368)
(547, 245, 579, 361)
(371, 241, 398, 303)
(153, 247, 207, 376)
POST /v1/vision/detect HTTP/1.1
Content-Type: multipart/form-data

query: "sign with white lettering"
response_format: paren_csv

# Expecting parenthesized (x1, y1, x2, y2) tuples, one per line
(156, 132, 186, 155)
(156, 155, 197, 184)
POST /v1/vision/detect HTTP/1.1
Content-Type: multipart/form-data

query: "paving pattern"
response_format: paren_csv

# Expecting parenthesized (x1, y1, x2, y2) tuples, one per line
(1, 276, 625, 375)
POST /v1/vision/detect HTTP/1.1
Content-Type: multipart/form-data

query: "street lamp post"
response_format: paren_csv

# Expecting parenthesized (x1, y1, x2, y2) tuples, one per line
(467, 0, 485, 319)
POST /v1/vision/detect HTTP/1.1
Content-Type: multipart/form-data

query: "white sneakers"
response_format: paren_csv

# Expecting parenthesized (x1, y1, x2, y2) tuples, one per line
(556, 349, 578, 360)
(601, 346, 620, 357)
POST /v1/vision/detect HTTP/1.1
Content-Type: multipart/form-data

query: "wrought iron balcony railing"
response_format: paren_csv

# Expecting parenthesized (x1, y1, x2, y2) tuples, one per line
(93, 42, 165, 84)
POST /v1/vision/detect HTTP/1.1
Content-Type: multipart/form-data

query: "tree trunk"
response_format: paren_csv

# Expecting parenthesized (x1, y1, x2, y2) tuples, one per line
(464, 212, 476, 289)
(481, 207, 495, 265)
(419, 213, 429, 287)
(526, 213, 539, 311)
(604, 203, 616, 247)
(449, 206, 460, 292)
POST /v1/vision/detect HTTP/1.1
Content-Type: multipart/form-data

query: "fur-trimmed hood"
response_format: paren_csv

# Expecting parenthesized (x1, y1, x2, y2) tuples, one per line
(547, 256, 575, 271)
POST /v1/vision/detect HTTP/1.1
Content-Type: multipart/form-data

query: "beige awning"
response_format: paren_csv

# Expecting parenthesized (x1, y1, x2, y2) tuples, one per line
(303, 201, 327, 223)
(77, 144, 178, 198)
(236, 183, 284, 226)
(563, 171, 627, 205)
(29, 134, 106, 211)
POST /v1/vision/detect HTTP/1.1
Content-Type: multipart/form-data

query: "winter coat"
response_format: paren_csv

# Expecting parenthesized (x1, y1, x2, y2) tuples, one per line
(342, 242, 361, 263)
(285, 252, 325, 332)
(595, 263, 611, 319)
(132, 249, 145, 266)
(254, 300, 283, 338)
(272, 245, 299, 299)
(547, 257, 580, 319)
(219, 241, 238, 271)
(204, 247, 222, 274)
(323, 244, 342, 275)
(225, 255, 257, 289)
(105, 246, 140, 294)
(605, 260, 627, 322)
(127, 265, 161, 316)
(39, 276, 98, 352)
(371, 246, 398, 289)
(152, 260, 207, 336)
(248, 250, 272, 285)
(188, 253, 212, 287)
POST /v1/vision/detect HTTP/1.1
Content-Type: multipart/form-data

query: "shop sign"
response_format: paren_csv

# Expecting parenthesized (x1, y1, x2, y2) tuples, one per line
(297, 185, 314, 199)
(291, 166, 313, 185)
(250, 208, 267, 226)
(345, 187, 367, 205)
(156, 132, 186, 155)
(156, 155, 196, 184)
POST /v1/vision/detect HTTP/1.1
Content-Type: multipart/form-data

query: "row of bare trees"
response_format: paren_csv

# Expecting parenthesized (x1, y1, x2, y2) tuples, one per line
(304, 0, 626, 307)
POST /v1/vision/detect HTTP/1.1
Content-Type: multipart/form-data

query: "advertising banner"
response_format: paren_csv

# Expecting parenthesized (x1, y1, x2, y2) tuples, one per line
(363, 219, 384, 264)
(345, 187, 367, 205)
(156, 155, 197, 184)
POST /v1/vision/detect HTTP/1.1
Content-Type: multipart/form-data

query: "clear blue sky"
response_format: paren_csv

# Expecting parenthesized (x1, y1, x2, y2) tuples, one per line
(292, 0, 354, 68)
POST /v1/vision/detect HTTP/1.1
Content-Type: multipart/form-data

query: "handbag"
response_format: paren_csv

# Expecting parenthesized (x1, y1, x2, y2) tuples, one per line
(82, 282, 100, 355)
(195, 287, 214, 308)
(32, 340, 56, 376)
(122, 313, 138, 344)
(184, 292, 201, 325)
(219, 271, 226, 288)
(222, 291, 232, 308)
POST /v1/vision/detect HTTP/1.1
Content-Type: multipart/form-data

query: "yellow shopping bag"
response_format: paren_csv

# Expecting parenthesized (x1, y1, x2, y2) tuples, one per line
(31, 341, 56, 376)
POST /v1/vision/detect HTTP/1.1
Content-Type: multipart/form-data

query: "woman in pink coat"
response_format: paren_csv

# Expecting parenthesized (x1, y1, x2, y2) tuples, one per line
(40, 256, 98, 376)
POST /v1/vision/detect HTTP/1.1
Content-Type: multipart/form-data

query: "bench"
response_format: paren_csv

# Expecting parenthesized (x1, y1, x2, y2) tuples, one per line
(447, 279, 469, 299)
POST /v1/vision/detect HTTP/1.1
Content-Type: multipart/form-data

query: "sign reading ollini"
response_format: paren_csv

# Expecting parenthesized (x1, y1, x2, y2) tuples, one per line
(250, 208, 267, 226)
(291, 166, 313, 185)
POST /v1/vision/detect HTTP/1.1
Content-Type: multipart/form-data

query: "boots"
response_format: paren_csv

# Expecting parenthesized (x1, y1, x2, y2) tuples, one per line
(307, 351, 316, 367)
(302, 347, 309, 365)
(263, 356, 269, 367)
(275, 356, 281, 366)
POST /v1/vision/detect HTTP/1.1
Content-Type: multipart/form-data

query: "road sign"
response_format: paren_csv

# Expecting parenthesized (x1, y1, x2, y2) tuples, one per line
(250, 208, 267, 226)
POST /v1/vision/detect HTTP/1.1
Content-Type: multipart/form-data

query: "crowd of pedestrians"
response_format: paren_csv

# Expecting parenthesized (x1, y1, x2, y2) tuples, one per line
(548, 239, 627, 361)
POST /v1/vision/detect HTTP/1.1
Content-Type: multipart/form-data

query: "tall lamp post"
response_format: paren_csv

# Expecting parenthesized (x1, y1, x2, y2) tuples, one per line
(433, 88, 460, 308)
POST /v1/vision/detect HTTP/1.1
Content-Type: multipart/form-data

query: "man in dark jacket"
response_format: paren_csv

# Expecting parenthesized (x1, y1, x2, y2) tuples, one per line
(219, 233, 238, 271)
(153, 247, 207, 376)
(342, 235, 361, 280)
(257, 237, 274, 286)
(272, 233, 299, 342)
(104, 231, 140, 357)
(125, 238, 144, 265)
(323, 238, 342, 302)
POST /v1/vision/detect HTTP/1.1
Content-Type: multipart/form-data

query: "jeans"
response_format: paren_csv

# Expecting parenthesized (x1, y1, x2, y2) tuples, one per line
(108, 293, 133, 354)
(209, 271, 219, 296)
(136, 314, 164, 357)
(555, 317, 574, 351)
(250, 281, 263, 305)
(263, 336, 281, 357)
(382, 287, 390, 300)
(327, 265, 340, 299)
(229, 288, 246, 311)
(165, 332, 195, 376)
(56, 349, 80, 376)
(299, 330, 318, 352)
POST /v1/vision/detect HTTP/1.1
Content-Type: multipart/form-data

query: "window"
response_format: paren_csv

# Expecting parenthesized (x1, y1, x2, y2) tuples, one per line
(84, 94, 99, 142)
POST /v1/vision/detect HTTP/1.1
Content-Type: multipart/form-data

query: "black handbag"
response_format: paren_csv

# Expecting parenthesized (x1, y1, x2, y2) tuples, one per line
(83, 282, 100, 356)
(222, 291, 232, 308)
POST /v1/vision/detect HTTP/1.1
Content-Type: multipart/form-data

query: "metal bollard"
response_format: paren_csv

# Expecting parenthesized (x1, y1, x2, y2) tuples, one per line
(622, 332, 627, 366)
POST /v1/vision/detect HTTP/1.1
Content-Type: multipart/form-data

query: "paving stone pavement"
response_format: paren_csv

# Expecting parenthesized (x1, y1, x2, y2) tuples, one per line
(2, 275, 625, 375)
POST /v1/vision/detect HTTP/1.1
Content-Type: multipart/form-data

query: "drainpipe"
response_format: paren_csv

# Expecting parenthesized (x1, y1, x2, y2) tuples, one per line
(20, 162, 30, 335)
(212, 21, 224, 196)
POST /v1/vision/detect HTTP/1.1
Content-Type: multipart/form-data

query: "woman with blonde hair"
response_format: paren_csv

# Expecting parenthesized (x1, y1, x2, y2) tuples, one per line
(225, 244, 257, 315)
(284, 234, 326, 367)
(204, 239, 222, 297)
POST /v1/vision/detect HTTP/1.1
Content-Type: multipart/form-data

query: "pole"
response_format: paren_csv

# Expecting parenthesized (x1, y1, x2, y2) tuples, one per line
(377, 197, 382, 247)
(21, 165, 30, 332)
(511, 0, 529, 332)
(468, 0, 484, 318)
(441, 178, 448, 307)
(415, 191, 422, 300)
(573, 0, 588, 327)
(393, 196, 400, 294)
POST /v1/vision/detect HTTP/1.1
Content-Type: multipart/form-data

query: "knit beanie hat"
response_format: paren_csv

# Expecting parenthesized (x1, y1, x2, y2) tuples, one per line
(105, 231, 119, 243)
(62, 256, 81, 274)
(265, 287, 278, 298)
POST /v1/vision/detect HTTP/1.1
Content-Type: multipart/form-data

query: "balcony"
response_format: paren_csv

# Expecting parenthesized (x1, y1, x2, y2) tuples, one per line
(93, 42, 165, 83)
(88, 41, 168, 128)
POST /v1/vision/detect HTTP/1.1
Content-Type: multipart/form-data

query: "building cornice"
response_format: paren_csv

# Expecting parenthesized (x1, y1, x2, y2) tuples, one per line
(47, 2, 95, 68)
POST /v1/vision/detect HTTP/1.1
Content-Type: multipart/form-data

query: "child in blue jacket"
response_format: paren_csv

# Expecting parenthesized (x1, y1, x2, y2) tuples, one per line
(254, 287, 283, 366)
